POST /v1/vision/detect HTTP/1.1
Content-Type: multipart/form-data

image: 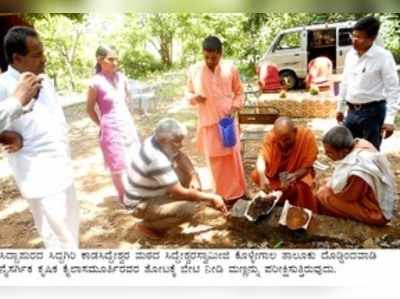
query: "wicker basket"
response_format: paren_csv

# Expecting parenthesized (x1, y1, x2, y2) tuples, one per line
(258, 94, 337, 118)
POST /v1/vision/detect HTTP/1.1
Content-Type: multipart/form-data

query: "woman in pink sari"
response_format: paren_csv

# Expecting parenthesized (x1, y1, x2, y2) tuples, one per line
(86, 45, 140, 202)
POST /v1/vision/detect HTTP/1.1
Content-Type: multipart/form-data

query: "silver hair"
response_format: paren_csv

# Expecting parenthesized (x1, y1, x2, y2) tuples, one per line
(322, 125, 354, 149)
(154, 118, 187, 140)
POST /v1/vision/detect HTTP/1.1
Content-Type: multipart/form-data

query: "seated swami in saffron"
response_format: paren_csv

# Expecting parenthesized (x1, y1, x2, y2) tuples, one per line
(251, 117, 319, 212)
(317, 126, 397, 225)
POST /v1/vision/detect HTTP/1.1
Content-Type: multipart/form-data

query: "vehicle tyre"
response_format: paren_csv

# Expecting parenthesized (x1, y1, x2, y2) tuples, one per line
(280, 70, 298, 90)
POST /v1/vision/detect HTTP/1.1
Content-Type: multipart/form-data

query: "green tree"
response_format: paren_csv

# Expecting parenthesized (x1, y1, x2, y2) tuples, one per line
(31, 14, 91, 91)
(380, 13, 400, 63)
(115, 13, 162, 79)
(20, 13, 399, 92)
(146, 13, 179, 67)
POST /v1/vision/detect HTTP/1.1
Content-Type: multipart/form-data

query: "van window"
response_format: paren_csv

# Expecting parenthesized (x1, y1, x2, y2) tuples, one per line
(339, 28, 353, 46)
(275, 31, 301, 50)
(309, 29, 336, 48)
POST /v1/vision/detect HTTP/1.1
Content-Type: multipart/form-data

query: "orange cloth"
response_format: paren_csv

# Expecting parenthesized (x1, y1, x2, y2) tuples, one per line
(186, 60, 246, 200)
(251, 127, 318, 212)
(208, 149, 246, 201)
(318, 176, 388, 226)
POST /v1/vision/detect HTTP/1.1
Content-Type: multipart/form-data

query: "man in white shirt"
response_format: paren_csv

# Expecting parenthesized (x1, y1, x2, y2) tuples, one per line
(336, 16, 399, 150)
(0, 26, 80, 249)
(0, 73, 41, 132)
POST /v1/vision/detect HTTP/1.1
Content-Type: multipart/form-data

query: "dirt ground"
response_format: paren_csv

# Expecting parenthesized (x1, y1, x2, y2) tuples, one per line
(1, 83, 400, 249)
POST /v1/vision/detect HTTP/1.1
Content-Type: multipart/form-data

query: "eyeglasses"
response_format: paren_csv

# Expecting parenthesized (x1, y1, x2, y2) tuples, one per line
(350, 33, 369, 41)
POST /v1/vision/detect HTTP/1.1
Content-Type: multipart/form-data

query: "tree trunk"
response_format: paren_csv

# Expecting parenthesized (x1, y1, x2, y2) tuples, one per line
(60, 28, 82, 91)
(159, 33, 173, 66)
(66, 63, 76, 91)
(60, 47, 76, 91)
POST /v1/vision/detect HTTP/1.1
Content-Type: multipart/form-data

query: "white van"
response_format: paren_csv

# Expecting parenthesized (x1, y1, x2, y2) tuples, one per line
(260, 21, 357, 89)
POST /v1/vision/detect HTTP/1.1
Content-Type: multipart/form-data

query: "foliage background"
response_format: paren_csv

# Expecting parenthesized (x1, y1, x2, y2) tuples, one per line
(24, 13, 400, 92)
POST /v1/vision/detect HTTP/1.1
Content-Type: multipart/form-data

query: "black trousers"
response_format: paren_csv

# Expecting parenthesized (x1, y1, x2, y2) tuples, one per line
(344, 100, 386, 150)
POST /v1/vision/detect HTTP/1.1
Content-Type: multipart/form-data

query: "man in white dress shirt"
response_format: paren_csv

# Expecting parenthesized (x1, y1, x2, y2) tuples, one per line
(0, 73, 41, 132)
(336, 16, 399, 150)
(0, 26, 80, 249)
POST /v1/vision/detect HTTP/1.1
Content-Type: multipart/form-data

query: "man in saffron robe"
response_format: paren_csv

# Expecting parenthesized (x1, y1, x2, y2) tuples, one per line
(251, 117, 319, 212)
(317, 126, 396, 225)
(185, 36, 246, 207)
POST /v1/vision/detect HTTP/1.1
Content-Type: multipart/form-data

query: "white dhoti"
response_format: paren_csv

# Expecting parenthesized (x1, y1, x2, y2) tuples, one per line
(27, 184, 80, 249)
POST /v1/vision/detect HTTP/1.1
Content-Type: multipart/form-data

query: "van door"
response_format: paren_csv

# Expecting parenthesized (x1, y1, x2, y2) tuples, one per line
(336, 27, 353, 73)
(307, 28, 337, 68)
(267, 30, 307, 88)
